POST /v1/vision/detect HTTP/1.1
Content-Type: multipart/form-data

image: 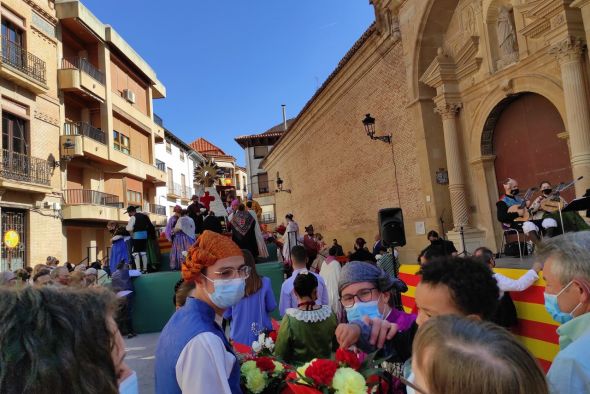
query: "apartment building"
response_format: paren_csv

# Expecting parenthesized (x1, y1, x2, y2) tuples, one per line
(0, 0, 64, 270)
(56, 0, 167, 264)
(235, 119, 292, 228)
(155, 125, 204, 216)
(235, 165, 247, 201)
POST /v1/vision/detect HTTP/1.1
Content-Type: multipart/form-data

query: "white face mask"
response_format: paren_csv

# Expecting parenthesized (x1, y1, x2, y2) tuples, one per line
(119, 371, 138, 394)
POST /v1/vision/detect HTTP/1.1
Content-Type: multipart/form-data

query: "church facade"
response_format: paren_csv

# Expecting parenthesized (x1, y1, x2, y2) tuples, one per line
(263, 0, 590, 261)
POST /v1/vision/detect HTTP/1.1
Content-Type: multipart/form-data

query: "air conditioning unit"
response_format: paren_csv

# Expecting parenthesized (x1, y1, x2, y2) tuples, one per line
(123, 89, 136, 104)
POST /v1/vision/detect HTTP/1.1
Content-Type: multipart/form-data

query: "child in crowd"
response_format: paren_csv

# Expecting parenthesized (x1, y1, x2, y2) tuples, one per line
(274, 271, 337, 365)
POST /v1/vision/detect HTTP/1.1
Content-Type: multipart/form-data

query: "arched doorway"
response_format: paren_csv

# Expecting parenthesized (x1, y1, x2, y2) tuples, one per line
(488, 93, 573, 201)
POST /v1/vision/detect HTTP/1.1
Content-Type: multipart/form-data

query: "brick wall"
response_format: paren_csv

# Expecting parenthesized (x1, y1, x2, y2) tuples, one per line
(265, 36, 434, 262)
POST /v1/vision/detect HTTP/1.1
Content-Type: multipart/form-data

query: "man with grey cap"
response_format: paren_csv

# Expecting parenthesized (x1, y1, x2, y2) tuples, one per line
(335, 261, 414, 356)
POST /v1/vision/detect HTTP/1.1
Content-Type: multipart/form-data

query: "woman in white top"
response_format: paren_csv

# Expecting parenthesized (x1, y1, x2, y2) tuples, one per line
(170, 210, 196, 270)
(281, 213, 300, 264)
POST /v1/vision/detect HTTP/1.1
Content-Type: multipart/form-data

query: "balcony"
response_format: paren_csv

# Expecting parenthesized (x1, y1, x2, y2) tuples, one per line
(62, 189, 123, 222)
(167, 182, 182, 198)
(181, 186, 193, 202)
(0, 150, 52, 191)
(64, 122, 106, 144)
(260, 213, 276, 225)
(154, 114, 163, 127)
(58, 57, 106, 101)
(143, 202, 167, 226)
(0, 39, 48, 93)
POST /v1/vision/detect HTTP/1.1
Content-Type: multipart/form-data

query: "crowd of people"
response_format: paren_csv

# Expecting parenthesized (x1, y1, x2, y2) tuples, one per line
(2, 202, 590, 394)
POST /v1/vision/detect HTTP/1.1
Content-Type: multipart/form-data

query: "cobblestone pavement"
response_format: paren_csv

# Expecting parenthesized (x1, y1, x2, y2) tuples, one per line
(125, 332, 160, 394)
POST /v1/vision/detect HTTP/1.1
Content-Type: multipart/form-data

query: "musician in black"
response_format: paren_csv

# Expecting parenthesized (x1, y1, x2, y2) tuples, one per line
(125, 206, 155, 272)
(496, 178, 542, 244)
(532, 181, 590, 234)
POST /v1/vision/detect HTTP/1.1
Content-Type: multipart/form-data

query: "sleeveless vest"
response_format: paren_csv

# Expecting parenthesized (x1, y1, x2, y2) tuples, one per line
(154, 298, 242, 394)
(133, 212, 150, 232)
(500, 194, 523, 208)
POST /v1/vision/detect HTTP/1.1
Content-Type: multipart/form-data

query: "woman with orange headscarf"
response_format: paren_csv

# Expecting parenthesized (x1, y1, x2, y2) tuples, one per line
(155, 230, 248, 394)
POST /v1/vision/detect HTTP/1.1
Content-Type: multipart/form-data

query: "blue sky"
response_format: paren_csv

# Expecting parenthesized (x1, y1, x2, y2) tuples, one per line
(81, 1, 374, 165)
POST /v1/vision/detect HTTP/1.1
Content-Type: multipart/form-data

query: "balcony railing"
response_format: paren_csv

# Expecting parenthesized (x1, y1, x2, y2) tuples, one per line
(61, 57, 105, 84)
(168, 182, 182, 197)
(0, 149, 51, 186)
(154, 114, 163, 127)
(155, 159, 166, 172)
(1, 38, 46, 85)
(260, 214, 276, 224)
(64, 122, 106, 144)
(181, 186, 193, 200)
(143, 202, 166, 216)
(64, 189, 123, 208)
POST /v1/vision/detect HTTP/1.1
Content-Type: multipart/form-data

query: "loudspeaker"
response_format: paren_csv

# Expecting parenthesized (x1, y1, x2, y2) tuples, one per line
(379, 208, 406, 247)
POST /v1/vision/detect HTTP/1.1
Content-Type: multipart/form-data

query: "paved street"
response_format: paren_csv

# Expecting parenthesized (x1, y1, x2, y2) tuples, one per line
(125, 332, 160, 394)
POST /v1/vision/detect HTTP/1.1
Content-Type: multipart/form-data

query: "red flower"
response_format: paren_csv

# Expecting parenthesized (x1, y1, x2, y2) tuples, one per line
(305, 359, 339, 386)
(366, 375, 388, 393)
(255, 356, 276, 373)
(335, 348, 361, 370)
(268, 330, 278, 342)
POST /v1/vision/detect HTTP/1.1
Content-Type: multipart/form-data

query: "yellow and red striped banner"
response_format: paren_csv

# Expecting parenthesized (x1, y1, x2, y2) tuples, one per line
(398, 265, 559, 372)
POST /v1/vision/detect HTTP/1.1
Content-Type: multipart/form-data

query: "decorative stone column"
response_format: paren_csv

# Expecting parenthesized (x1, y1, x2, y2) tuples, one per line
(550, 37, 590, 196)
(434, 99, 470, 230)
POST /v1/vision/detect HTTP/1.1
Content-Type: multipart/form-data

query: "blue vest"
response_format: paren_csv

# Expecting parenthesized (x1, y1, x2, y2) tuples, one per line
(154, 298, 242, 394)
(501, 194, 523, 208)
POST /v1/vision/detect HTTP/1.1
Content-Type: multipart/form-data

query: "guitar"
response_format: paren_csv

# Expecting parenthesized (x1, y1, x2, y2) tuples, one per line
(507, 188, 537, 222)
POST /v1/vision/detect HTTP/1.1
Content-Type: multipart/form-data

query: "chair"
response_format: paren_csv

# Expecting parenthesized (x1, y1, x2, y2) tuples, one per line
(500, 225, 524, 259)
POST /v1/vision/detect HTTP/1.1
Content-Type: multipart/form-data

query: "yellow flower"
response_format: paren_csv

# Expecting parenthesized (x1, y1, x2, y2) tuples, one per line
(296, 361, 313, 384)
(241, 360, 257, 374)
(244, 367, 267, 394)
(331, 367, 367, 394)
(273, 361, 284, 373)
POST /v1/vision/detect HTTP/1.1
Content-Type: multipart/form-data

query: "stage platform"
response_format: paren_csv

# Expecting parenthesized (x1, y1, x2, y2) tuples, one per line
(132, 261, 284, 334)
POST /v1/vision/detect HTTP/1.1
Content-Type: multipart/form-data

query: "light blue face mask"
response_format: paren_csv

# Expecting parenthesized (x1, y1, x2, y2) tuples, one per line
(405, 372, 416, 394)
(119, 371, 138, 394)
(544, 281, 582, 324)
(345, 300, 382, 322)
(204, 277, 246, 309)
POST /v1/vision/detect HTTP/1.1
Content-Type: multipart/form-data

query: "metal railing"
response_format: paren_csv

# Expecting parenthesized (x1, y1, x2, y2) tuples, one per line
(1, 38, 46, 84)
(64, 189, 123, 208)
(64, 121, 106, 144)
(260, 214, 276, 224)
(167, 182, 182, 197)
(155, 159, 166, 172)
(154, 114, 163, 127)
(0, 149, 51, 185)
(61, 57, 105, 84)
(143, 202, 166, 216)
(181, 186, 193, 200)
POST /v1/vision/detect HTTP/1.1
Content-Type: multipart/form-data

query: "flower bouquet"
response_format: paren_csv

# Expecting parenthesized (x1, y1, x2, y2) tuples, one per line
(284, 349, 391, 394)
(251, 331, 277, 356)
(241, 356, 289, 394)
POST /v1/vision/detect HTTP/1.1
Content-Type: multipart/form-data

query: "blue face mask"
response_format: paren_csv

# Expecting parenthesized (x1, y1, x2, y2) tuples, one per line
(119, 371, 138, 394)
(345, 300, 382, 322)
(544, 281, 581, 324)
(204, 277, 246, 309)
(405, 372, 416, 394)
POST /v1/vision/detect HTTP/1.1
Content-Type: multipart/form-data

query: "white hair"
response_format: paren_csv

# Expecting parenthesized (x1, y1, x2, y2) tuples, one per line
(538, 231, 590, 284)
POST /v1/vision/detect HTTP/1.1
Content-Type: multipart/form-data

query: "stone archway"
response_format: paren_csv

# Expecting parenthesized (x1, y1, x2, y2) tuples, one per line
(484, 92, 573, 200)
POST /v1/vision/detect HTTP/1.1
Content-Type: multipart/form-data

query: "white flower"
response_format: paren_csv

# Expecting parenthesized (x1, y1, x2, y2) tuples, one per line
(264, 337, 275, 350)
(252, 340, 262, 353)
(258, 333, 266, 345)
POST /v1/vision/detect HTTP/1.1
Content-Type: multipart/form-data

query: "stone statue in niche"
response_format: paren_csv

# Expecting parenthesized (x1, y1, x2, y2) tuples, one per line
(496, 6, 519, 69)
(388, 10, 401, 41)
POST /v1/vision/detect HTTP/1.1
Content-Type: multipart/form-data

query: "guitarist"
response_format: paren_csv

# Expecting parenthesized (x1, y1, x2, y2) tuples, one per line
(496, 178, 541, 244)
(530, 181, 562, 237)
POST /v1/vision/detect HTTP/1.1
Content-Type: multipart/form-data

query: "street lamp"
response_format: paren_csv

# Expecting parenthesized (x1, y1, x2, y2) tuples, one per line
(275, 174, 291, 193)
(362, 114, 391, 144)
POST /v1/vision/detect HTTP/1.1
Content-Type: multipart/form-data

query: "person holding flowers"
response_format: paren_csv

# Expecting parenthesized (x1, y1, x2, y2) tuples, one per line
(274, 271, 337, 365)
(155, 230, 249, 394)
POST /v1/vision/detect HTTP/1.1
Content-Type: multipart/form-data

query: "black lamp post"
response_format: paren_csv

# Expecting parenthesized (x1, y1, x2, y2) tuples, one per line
(362, 113, 391, 144)
(275, 175, 291, 194)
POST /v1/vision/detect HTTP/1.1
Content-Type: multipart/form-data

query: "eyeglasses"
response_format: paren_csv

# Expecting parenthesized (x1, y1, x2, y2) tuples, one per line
(399, 376, 428, 394)
(211, 266, 251, 280)
(340, 288, 378, 308)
